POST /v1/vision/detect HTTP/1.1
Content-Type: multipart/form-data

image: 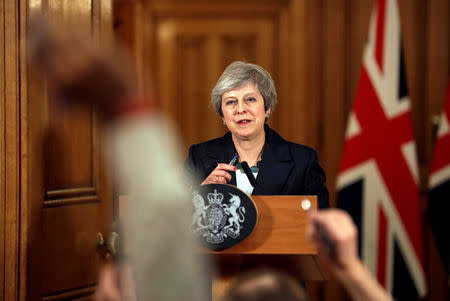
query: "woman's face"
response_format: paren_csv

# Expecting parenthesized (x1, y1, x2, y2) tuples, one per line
(221, 83, 270, 141)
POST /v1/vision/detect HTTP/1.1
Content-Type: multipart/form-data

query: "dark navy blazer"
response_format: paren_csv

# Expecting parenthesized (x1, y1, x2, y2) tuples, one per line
(185, 124, 330, 209)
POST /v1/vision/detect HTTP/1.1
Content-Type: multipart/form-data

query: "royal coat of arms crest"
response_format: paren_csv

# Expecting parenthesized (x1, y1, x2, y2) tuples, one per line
(190, 184, 257, 250)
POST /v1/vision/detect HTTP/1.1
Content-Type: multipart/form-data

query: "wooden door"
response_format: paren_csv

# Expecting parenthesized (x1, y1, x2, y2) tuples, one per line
(20, 1, 113, 300)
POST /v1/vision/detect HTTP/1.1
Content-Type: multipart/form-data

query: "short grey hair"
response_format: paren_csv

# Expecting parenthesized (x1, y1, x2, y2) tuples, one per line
(211, 61, 277, 118)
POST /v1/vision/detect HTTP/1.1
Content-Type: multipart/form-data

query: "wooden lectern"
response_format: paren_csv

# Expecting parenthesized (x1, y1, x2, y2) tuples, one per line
(203, 195, 326, 301)
(119, 195, 326, 300)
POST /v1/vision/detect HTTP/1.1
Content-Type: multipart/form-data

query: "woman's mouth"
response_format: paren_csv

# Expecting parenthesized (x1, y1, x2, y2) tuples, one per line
(237, 119, 251, 125)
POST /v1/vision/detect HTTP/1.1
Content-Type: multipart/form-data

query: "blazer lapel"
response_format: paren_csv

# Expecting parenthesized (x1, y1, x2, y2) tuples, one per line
(252, 126, 294, 195)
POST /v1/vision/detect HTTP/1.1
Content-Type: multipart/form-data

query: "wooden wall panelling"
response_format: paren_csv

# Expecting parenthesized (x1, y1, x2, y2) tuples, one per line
(322, 0, 347, 206)
(1, 2, 6, 300)
(176, 35, 210, 143)
(426, 0, 449, 165)
(148, 2, 281, 152)
(1, 0, 21, 300)
(136, 0, 156, 94)
(304, 0, 323, 152)
(18, 0, 28, 301)
(347, 0, 373, 115)
(4, 0, 20, 296)
(115, 0, 312, 155)
(424, 1, 449, 300)
(114, 1, 149, 93)
(21, 0, 45, 298)
(274, 3, 289, 138)
(276, 0, 306, 145)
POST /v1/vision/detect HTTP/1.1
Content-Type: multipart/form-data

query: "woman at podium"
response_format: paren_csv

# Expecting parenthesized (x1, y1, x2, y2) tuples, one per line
(185, 61, 329, 209)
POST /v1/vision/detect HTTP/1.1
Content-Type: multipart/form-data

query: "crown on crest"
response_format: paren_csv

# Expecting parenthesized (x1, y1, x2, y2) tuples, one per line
(207, 189, 224, 205)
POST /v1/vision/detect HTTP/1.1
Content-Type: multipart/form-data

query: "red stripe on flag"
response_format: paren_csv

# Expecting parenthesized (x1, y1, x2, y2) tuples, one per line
(377, 205, 388, 286)
(375, 0, 387, 73)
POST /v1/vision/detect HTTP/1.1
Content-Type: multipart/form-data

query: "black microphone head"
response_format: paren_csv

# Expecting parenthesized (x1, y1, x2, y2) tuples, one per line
(241, 161, 257, 186)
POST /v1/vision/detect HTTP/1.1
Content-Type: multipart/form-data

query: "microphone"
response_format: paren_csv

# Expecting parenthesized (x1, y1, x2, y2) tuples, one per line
(241, 161, 257, 187)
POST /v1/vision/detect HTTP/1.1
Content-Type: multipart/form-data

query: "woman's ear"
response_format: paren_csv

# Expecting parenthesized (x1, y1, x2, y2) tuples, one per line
(222, 118, 226, 125)
(265, 108, 271, 121)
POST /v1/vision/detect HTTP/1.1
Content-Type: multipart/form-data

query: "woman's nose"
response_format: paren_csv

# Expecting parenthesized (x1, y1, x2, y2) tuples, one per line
(236, 100, 247, 113)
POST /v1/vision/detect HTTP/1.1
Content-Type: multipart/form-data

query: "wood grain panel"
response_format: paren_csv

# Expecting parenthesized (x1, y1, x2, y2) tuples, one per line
(176, 35, 210, 148)
(41, 285, 95, 301)
(221, 35, 257, 67)
(1, 0, 21, 300)
(426, 0, 450, 163)
(272, 0, 306, 145)
(207, 196, 318, 255)
(347, 0, 373, 112)
(304, 0, 323, 152)
(44, 0, 98, 191)
(0, 2, 5, 299)
(322, 0, 347, 205)
(20, 0, 113, 300)
(45, 109, 94, 189)
(40, 205, 102, 294)
(47, 0, 93, 27)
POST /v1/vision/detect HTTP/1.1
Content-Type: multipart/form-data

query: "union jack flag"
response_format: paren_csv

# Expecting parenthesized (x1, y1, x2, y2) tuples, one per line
(336, 0, 427, 299)
(428, 80, 450, 276)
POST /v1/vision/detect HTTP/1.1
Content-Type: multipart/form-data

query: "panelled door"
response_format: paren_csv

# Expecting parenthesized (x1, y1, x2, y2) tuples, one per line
(22, 1, 113, 300)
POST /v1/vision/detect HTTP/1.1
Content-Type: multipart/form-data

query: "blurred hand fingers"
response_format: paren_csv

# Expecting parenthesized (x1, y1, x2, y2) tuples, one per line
(94, 265, 121, 301)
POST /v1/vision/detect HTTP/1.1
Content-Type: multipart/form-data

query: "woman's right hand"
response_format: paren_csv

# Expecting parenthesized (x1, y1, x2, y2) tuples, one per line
(201, 164, 237, 185)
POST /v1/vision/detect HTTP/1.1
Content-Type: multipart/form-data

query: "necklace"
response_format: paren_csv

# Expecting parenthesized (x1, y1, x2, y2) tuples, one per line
(234, 148, 263, 173)
(235, 161, 259, 173)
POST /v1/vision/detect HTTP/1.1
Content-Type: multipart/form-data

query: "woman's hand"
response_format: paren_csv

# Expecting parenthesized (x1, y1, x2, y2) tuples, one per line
(201, 164, 236, 185)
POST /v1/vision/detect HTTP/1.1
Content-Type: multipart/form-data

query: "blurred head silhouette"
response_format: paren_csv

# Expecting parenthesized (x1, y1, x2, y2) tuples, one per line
(223, 268, 309, 301)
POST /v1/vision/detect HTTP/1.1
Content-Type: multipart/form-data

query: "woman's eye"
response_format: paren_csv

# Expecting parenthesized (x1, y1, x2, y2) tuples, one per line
(225, 100, 236, 106)
(246, 97, 256, 102)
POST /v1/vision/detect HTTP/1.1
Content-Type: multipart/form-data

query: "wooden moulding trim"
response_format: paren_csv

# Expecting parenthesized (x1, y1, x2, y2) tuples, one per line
(40, 285, 96, 301)
(46, 187, 97, 198)
(148, 2, 287, 18)
(43, 195, 100, 208)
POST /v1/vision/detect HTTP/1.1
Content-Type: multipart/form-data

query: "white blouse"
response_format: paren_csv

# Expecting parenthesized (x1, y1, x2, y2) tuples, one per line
(235, 169, 258, 195)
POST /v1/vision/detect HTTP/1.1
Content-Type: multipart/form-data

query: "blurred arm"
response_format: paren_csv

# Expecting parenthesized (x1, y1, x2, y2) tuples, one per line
(308, 209, 394, 301)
